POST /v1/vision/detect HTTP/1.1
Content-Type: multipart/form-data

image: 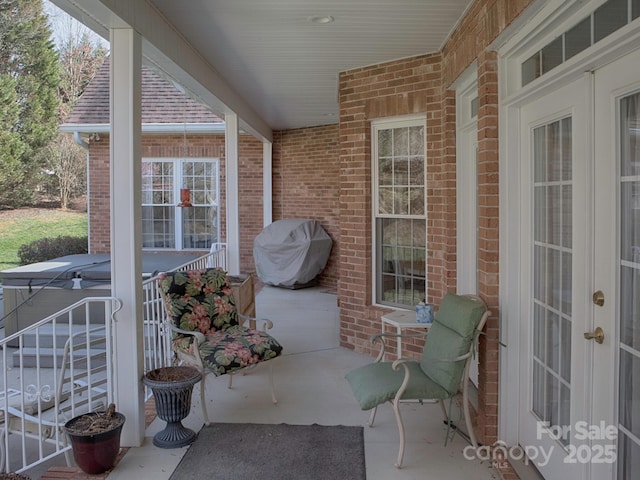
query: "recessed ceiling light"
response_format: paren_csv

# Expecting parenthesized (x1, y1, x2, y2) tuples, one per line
(307, 15, 334, 25)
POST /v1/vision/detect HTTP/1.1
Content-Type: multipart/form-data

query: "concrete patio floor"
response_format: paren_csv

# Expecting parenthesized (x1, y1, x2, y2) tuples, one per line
(42, 284, 499, 480)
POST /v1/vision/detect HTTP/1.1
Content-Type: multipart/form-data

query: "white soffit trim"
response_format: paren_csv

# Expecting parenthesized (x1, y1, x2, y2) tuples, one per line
(60, 123, 227, 134)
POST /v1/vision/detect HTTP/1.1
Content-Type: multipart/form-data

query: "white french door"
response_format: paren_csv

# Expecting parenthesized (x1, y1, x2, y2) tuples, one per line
(593, 48, 640, 480)
(518, 48, 640, 480)
(518, 75, 592, 479)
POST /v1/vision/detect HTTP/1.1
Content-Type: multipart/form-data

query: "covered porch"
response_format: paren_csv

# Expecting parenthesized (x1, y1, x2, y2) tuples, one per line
(50, 0, 509, 458)
(41, 284, 500, 480)
(41, 1, 640, 479)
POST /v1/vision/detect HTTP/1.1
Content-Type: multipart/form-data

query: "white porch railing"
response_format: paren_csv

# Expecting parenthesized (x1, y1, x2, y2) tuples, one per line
(0, 296, 120, 474)
(0, 244, 226, 473)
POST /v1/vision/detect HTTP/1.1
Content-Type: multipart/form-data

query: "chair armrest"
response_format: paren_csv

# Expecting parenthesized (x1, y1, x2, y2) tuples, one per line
(238, 313, 273, 331)
(391, 352, 472, 402)
(370, 334, 388, 362)
(390, 358, 413, 401)
(391, 352, 471, 374)
(394, 351, 471, 370)
(370, 332, 429, 362)
(169, 324, 205, 344)
(434, 352, 472, 364)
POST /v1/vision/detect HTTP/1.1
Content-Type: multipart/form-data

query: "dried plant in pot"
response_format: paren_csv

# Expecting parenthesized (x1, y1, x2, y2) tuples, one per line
(143, 366, 202, 448)
(63, 403, 125, 475)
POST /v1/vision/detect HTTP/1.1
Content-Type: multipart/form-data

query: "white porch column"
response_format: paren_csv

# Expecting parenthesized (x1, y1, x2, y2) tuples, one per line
(225, 113, 240, 275)
(109, 28, 145, 446)
(263, 141, 273, 227)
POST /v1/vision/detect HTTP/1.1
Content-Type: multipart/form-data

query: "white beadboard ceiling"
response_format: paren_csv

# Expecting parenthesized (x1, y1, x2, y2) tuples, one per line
(147, 0, 473, 131)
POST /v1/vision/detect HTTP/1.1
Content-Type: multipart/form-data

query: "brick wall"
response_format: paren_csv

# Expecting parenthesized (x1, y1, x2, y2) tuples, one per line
(238, 135, 266, 273)
(441, 0, 533, 445)
(441, 0, 533, 85)
(272, 125, 340, 290)
(475, 49, 501, 445)
(337, 0, 534, 446)
(338, 52, 447, 355)
(87, 138, 111, 254)
(88, 133, 264, 274)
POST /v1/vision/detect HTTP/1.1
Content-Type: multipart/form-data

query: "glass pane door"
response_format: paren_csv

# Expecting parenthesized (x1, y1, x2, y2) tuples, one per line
(532, 117, 573, 444)
(617, 90, 640, 479)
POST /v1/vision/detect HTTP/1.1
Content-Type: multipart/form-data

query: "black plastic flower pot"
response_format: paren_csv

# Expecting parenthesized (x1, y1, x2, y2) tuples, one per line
(143, 366, 202, 448)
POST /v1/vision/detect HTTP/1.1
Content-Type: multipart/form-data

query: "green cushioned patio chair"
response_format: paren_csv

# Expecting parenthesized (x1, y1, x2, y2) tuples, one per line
(159, 268, 283, 425)
(345, 293, 489, 468)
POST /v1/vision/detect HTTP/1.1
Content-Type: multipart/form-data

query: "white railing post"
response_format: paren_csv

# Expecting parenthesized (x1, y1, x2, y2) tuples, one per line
(110, 26, 144, 448)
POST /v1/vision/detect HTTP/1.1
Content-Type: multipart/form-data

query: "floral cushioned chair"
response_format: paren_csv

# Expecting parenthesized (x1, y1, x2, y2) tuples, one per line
(159, 268, 283, 424)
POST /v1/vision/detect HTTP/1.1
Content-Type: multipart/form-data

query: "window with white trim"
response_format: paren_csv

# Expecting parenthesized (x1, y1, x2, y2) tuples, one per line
(141, 158, 219, 250)
(456, 66, 479, 297)
(372, 117, 427, 308)
(521, 0, 640, 86)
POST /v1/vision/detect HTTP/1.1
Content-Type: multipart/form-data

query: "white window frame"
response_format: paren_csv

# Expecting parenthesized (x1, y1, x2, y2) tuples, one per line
(454, 64, 480, 386)
(371, 114, 427, 308)
(455, 64, 479, 296)
(141, 157, 220, 250)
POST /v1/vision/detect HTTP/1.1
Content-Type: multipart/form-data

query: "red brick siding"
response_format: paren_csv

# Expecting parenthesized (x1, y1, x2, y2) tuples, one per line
(88, 133, 264, 274)
(238, 136, 265, 272)
(338, 53, 451, 356)
(87, 138, 111, 254)
(442, 0, 533, 85)
(440, 0, 534, 445)
(337, 0, 535, 447)
(272, 125, 340, 290)
(475, 49, 501, 444)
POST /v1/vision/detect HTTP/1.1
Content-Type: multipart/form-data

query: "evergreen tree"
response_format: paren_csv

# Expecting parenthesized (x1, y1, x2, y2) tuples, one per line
(0, 0, 61, 207)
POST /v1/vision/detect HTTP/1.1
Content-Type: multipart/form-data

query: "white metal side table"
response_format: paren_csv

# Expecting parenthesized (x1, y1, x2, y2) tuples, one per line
(381, 310, 430, 360)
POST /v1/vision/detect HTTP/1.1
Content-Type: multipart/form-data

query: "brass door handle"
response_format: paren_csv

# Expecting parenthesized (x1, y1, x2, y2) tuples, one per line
(593, 290, 605, 307)
(584, 327, 604, 344)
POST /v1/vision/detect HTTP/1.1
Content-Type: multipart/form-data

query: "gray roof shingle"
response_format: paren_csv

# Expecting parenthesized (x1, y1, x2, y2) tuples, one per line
(65, 57, 223, 126)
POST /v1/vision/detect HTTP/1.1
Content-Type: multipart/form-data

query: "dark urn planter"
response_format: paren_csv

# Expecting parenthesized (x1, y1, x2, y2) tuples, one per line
(143, 366, 202, 448)
(63, 406, 125, 474)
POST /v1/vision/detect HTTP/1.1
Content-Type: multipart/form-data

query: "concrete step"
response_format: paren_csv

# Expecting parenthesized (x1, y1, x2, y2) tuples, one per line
(11, 323, 166, 369)
(18, 324, 106, 348)
(12, 347, 107, 369)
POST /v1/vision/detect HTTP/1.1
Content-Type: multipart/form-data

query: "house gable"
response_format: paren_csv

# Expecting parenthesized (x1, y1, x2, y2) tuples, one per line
(64, 57, 223, 127)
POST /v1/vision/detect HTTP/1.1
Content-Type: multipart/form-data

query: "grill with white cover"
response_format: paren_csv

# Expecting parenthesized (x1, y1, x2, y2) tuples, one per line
(253, 219, 332, 289)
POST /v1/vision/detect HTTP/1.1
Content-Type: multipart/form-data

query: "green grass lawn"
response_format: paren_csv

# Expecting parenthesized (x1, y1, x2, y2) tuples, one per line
(0, 209, 88, 273)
